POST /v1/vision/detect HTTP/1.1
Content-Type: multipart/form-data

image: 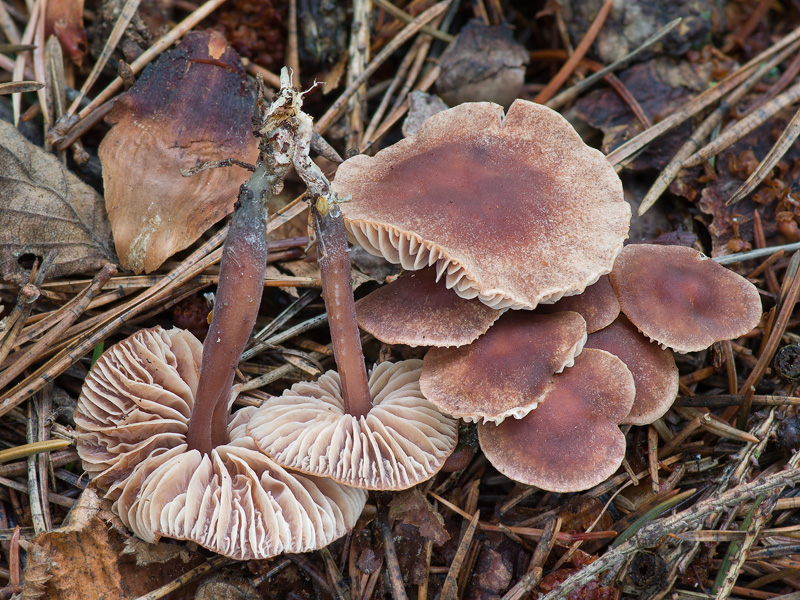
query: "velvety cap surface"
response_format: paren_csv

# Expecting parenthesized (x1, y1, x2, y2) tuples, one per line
(74, 326, 366, 560)
(420, 311, 587, 423)
(537, 275, 620, 333)
(355, 267, 502, 347)
(610, 244, 763, 353)
(478, 348, 635, 492)
(586, 315, 679, 425)
(246, 360, 458, 490)
(335, 100, 630, 309)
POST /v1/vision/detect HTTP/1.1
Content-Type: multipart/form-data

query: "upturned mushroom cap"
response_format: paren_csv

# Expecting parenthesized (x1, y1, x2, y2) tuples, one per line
(246, 360, 458, 490)
(334, 100, 630, 310)
(610, 244, 763, 353)
(477, 348, 635, 492)
(420, 311, 587, 423)
(100, 31, 258, 273)
(536, 275, 620, 334)
(355, 268, 503, 347)
(586, 315, 679, 425)
(74, 327, 366, 560)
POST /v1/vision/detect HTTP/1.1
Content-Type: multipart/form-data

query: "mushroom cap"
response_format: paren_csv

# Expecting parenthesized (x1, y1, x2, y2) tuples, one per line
(334, 100, 630, 310)
(74, 327, 366, 560)
(536, 275, 620, 334)
(245, 360, 458, 490)
(100, 31, 259, 273)
(610, 244, 763, 353)
(586, 316, 679, 425)
(355, 267, 503, 347)
(420, 311, 587, 423)
(478, 348, 635, 492)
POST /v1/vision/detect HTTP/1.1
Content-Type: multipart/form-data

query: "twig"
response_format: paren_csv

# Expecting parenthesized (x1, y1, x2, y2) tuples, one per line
(377, 504, 409, 600)
(533, 0, 613, 104)
(133, 556, 234, 600)
(314, 1, 449, 135)
(373, 0, 453, 42)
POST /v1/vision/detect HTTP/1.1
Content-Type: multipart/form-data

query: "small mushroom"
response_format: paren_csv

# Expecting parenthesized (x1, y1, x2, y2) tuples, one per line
(536, 275, 620, 334)
(478, 348, 635, 492)
(355, 267, 503, 347)
(610, 244, 763, 353)
(100, 30, 258, 273)
(75, 327, 366, 559)
(586, 315, 679, 425)
(420, 311, 587, 423)
(334, 100, 630, 310)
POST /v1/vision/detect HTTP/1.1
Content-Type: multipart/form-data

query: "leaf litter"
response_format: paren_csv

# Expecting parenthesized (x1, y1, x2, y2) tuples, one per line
(6, 0, 800, 599)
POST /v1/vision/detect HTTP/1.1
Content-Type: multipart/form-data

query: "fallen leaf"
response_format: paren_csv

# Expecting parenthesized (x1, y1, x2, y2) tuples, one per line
(0, 120, 116, 283)
(388, 488, 450, 546)
(45, 0, 88, 66)
(100, 30, 258, 274)
(22, 487, 204, 600)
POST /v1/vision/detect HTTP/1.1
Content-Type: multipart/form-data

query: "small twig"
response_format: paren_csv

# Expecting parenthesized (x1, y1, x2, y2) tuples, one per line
(314, 1, 449, 135)
(286, 0, 300, 87)
(533, 0, 613, 104)
(377, 504, 409, 600)
(133, 556, 234, 600)
(373, 0, 454, 42)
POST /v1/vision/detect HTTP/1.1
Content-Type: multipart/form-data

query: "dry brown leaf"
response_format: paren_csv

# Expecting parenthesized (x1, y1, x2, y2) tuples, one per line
(388, 488, 450, 546)
(22, 487, 203, 600)
(45, 0, 88, 66)
(0, 120, 116, 283)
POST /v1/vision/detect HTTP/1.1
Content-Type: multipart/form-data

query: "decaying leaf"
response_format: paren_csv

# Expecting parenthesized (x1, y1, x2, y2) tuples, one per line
(100, 30, 258, 274)
(22, 487, 203, 600)
(0, 120, 116, 283)
(388, 488, 450, 546)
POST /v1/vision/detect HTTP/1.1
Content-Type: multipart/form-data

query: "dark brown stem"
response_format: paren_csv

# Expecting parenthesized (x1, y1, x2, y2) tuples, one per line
(313, 203, 372, 418)
(186, 165, 272, 454)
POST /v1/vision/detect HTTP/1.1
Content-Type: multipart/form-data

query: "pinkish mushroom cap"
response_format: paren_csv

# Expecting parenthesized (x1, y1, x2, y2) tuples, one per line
(536, 275, 620, 334)
(74, 327, 366, 560)
(356, 268, 503, 347)
(420, 311, 587, 423)
(246, 360, 458, 490)
(586, 315, 679, 425)
(610, 244, 763, 353)
(334, 100, 630, 310)
(478, 348, 635, 492)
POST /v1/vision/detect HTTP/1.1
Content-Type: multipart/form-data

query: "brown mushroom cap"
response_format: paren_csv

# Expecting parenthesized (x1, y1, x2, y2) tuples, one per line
(100, 31, 258, 274)
(420, 311, 587, 423)
(74, 327, 366, 560)
(478, 348, 635, 492)
(355, 268, 503, 347)
(610, 244, 763, 353)
(586, 315, 679, 425)
(334, 100, 630, 310)
(536, 275, 620, 334)
(245, 360, 458, 490)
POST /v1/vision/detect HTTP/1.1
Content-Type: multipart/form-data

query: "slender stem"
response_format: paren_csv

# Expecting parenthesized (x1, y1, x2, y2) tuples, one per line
(312, 203, 372, 418)
(185, 157, 291, 453)
(292, 104, 372, 418)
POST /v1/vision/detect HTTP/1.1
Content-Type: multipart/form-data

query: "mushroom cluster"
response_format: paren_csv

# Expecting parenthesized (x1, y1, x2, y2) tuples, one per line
(332, 100, 763, 492)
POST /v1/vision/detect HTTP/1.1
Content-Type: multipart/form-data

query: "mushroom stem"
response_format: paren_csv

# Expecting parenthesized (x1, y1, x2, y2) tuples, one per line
(186, 165, 271, 454)
(291, 105, 372, 418)
(312, 202, 373, 418)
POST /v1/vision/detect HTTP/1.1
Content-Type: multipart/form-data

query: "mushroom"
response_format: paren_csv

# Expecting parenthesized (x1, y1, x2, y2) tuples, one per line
(420, 311, 588, 423)
(333, 100, 630, 310)
(100, 30, 259, 274)
(477, 348, 635, 492)
(585, 315, 679, 425)
(355, 267, 503, 347)
(609, 244, 763, 353)
(536, 275, 620, 334)
(245, 85, 458, 491)
(75, 327, 366, 559)
(75, 72, 367, 559)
